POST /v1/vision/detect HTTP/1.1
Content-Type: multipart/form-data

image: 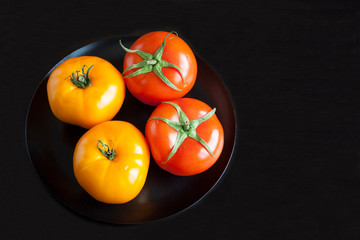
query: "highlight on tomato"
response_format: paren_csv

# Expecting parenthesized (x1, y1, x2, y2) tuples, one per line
(145, 98, 224, 176)
(47, 56, 126, 129)
(119, 31, 197, 106)
(73, 121, 150, 204)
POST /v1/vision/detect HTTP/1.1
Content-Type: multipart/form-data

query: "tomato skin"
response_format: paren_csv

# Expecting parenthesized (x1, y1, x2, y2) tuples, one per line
(145, 98, 224, 176)
(47, 56, 125, 129)
(123, 31, 197, 106)
(73, 121, 150, 204)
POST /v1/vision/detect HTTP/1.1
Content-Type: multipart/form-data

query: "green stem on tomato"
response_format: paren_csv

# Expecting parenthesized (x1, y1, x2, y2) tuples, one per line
(148, 102, 216, 163)
(119, 32, 186, 91)
(68, 65, 94, 88)
(97, 140, 116, 161)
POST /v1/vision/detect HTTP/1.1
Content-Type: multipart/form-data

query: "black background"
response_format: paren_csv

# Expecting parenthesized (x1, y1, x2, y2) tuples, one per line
(2, 0, 360, 239)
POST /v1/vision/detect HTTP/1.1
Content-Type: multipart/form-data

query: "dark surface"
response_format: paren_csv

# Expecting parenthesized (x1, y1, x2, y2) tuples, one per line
(2, 0, 360, 239)
(26, 36, 235, 224)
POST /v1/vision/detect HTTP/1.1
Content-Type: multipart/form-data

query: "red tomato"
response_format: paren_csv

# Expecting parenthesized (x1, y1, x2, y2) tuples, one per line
(145, 98, 224, 176)
(120, 31, 197, 106)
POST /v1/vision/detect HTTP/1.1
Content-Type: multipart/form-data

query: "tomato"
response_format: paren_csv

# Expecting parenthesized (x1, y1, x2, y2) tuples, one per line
(120, 31, 197, 106)
(47, 56, 125, 129)
(145, 98, 224, 176)
(73, 121, 150, 204)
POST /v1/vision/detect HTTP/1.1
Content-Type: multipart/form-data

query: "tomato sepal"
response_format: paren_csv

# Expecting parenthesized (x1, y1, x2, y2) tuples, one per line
(148, 101, 216, 163)
(119, 32, 185, 91)
(68, 64, 94, 88)
(97, 140, 116, 161)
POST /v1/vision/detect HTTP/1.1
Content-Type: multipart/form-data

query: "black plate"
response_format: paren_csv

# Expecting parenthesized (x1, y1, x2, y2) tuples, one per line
(25, 35, 236, 224)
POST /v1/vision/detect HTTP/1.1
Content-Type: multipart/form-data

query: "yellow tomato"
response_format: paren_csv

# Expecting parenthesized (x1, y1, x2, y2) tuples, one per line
(47, 56, 125, 129)
(73, 121, 150, 204)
